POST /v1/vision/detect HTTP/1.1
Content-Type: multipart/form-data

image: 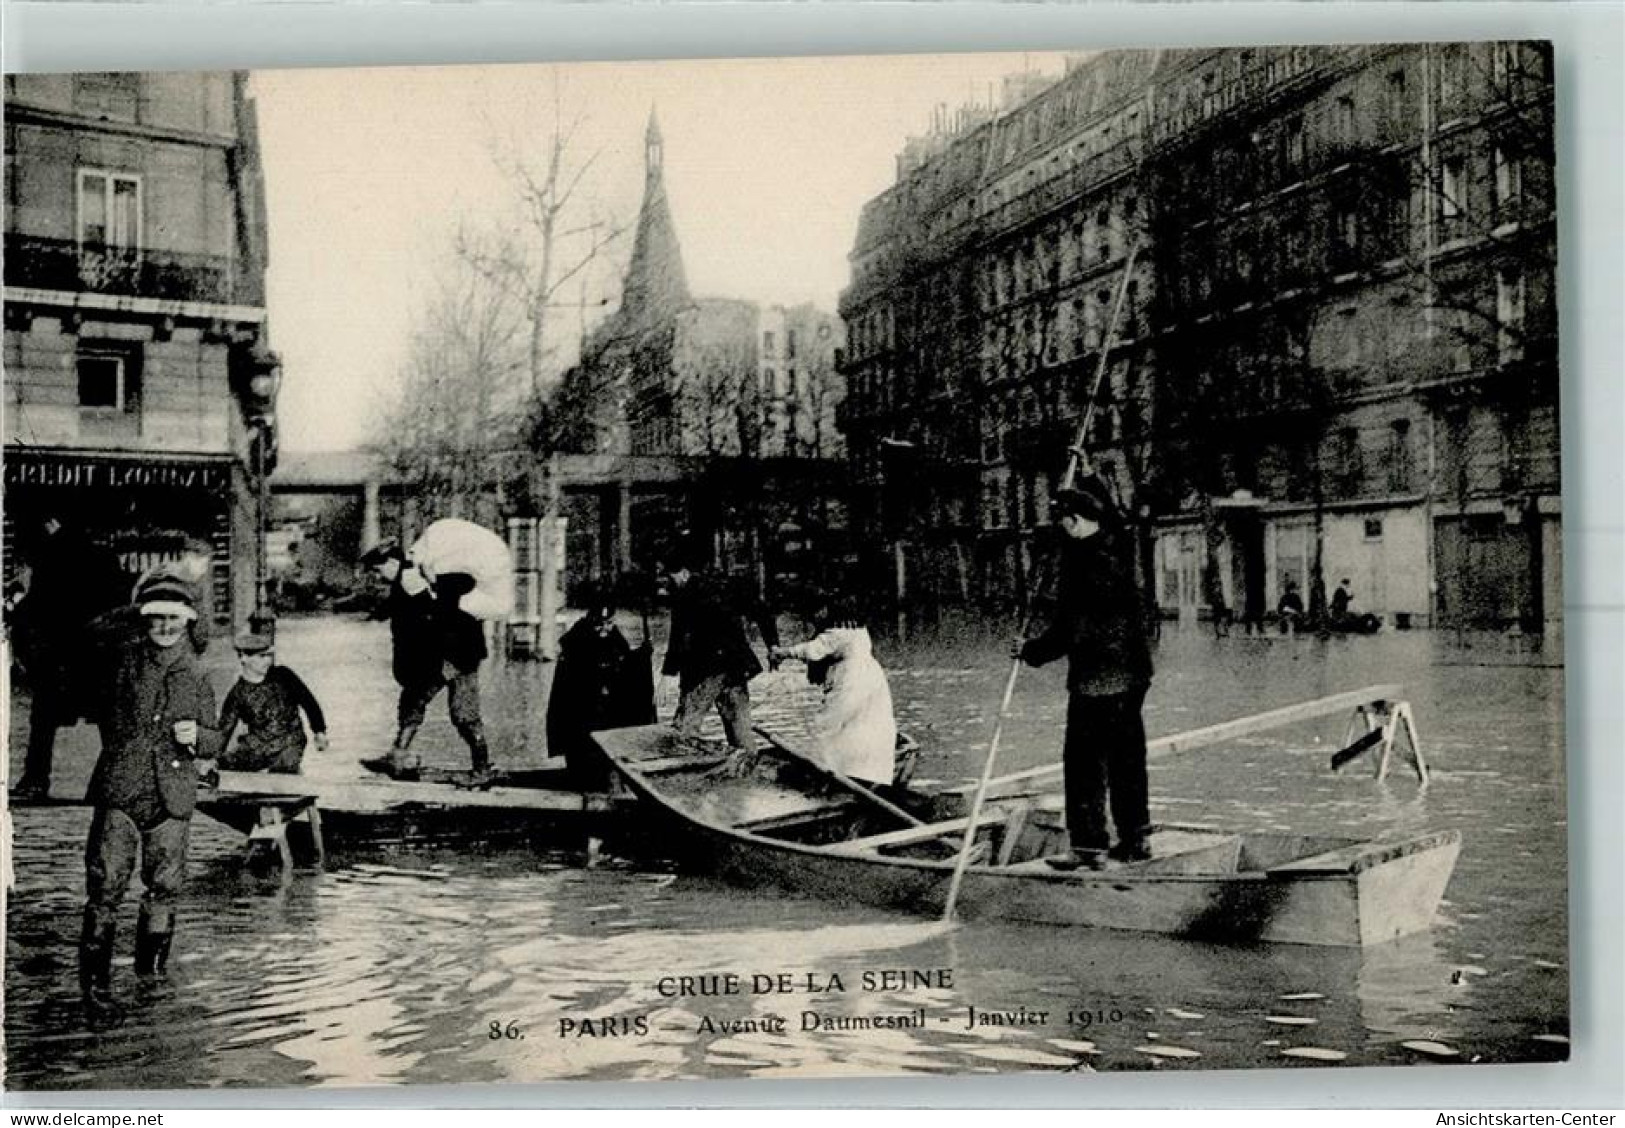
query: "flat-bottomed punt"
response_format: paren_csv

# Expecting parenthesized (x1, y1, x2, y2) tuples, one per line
(594, 725, 1459, 948)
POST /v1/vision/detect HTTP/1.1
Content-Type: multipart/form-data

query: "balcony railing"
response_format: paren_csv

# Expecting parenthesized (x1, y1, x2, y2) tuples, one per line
(3, 233, 265, 307)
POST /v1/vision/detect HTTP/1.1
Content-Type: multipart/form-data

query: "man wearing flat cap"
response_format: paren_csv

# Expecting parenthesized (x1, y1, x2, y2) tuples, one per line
(359, 539, 491, 781)
(79, 568, 223, 1025)
(1012, 471, 1155, 871)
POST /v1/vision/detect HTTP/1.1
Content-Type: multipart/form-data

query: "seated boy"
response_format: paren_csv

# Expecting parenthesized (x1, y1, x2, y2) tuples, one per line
(217, 633, 328, 774)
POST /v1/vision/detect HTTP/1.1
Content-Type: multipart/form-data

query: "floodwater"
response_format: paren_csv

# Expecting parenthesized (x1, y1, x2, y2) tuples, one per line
(4, 614, 1568, 1088)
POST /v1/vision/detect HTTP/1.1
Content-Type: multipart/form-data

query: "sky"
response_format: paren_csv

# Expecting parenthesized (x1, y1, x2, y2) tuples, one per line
(252, 52, 1067, 454)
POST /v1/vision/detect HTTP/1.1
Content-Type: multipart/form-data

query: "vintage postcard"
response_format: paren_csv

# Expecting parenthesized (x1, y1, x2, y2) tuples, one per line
(3, 43, 1567, 1090)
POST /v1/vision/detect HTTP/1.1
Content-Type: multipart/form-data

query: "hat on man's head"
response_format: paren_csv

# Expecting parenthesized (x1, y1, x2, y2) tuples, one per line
(233, 632, 274, 655)
(359, 539, 405, 568)
(1051, 477, 1116, 523)
(135, 569, 198, 622)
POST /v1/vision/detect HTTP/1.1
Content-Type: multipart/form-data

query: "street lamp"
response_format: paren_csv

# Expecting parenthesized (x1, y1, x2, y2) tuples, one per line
(244, 348, 282, 634)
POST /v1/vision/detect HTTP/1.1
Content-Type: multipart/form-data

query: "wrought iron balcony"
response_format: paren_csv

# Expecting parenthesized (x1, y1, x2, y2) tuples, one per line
(3, 233, 265, 307)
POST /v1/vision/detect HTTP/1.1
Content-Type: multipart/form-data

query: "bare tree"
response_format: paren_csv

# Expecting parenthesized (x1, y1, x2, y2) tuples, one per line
(456, 71, 627, 449)
(370, 262, 525, 521)
(798, 342, 844, 459)
(675, 331, 759, 459)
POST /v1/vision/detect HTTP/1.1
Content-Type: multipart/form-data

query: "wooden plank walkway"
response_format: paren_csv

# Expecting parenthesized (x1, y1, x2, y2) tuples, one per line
(207, 770, 606, 813)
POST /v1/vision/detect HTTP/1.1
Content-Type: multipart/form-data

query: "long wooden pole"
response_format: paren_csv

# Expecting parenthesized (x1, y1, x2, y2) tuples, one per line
(943, 239, 1142, 923)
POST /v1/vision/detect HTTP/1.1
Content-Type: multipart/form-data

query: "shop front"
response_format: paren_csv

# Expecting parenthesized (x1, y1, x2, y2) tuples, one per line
(4, 447, 254, 628)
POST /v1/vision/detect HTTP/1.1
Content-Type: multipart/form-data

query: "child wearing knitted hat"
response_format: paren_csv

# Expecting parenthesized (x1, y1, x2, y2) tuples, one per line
(217, 632, 328, 775)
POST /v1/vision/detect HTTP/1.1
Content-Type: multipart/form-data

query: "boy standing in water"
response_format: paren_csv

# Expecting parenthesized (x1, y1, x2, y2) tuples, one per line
(81, 570, 222, 1026)
(217, 633, 329, 774)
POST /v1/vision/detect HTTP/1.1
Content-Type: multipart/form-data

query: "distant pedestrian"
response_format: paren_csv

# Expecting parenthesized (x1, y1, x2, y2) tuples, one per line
(659, 538, 780, 771)
(9, 516, 129, 800)
(1013, 473, 1154, 871)
(770, 599, 897, 786)
(216, 633, 328, 775)
(1331, 578, 1355, 627)
(80, 569, 222, 1026)
(359, 541, 491, 782)
(1277, 580, 1305, 635)
(1203, 558, 1231, 639)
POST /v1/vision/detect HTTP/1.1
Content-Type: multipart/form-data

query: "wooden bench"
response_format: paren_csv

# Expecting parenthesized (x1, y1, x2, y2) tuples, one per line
(242, 795, 325, 872)
(833, 808, 1014, 855)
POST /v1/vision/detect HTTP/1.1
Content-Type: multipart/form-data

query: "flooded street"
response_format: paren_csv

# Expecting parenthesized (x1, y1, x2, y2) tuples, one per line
(5, 614, 1569, 1087)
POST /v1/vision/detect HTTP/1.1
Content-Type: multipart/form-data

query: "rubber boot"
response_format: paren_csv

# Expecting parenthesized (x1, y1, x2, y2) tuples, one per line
(362, 726, 421, 778)
(390, 725, 422, 774)
(134, 906, 174, 978)
(79, 909, 124, 1028)
(463, 732, 495, 789)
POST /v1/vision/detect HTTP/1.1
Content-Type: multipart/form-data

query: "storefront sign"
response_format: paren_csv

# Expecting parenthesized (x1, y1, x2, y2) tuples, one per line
(3, 453, 231, 492)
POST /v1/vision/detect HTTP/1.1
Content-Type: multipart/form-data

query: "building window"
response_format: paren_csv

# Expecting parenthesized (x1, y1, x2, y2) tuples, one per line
(1494, 146, 1522, 215)
(1364, 518, 1385, 540)
(1440, 48, 1463, 110)
(786, 329, 798, 359)
(1441, 157, 1466, 220)
(76, 344, 140, 412)
(77, 169, 142, 249)
(762, 331, 776, 356)
(1498, 269, 1526, 364)
(1285, 115, 1306, 170)
(1335, 95, 1356, 142)
(1387, 418, 1415, 492)
(1334, 203, 1361, 266)
(1330, 426, 1363, 495)
(1491, 42, 1514, 88)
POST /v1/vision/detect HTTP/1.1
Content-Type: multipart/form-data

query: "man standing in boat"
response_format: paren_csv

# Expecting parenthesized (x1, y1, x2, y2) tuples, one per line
(659, 537, 780, 770)
(1012, 473, 1155, 871)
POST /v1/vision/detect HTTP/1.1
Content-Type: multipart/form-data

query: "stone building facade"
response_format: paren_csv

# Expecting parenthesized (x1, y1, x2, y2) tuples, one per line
(550, 111, 849, 593)
(4, 71, 279, 629)
(839, 44, 1558, 631)
(561, 113, 846, 465)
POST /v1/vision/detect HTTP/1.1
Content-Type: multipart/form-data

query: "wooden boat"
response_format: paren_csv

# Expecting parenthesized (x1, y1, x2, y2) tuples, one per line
(592, 724, 1461, 948)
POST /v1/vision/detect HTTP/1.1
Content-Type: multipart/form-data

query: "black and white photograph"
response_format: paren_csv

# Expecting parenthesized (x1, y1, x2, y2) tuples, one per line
(3, 41, 1571, 1090)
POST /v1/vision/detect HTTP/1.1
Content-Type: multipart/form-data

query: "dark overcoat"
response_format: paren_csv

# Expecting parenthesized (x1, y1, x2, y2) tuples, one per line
(377, 571, 488, 686)
(661, 572, 779, 689)
(88, 639, 223, 820)
(1022, 528, 1154, 697)
(547, 617, 654, 785)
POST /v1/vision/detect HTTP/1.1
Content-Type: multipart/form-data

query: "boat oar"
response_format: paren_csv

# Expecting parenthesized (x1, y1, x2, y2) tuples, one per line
(752, 725, 926, 828)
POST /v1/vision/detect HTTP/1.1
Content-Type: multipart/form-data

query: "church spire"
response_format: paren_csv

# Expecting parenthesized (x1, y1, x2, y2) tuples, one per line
(617, 104, 689, 329)
(645, 107, 664, 182)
